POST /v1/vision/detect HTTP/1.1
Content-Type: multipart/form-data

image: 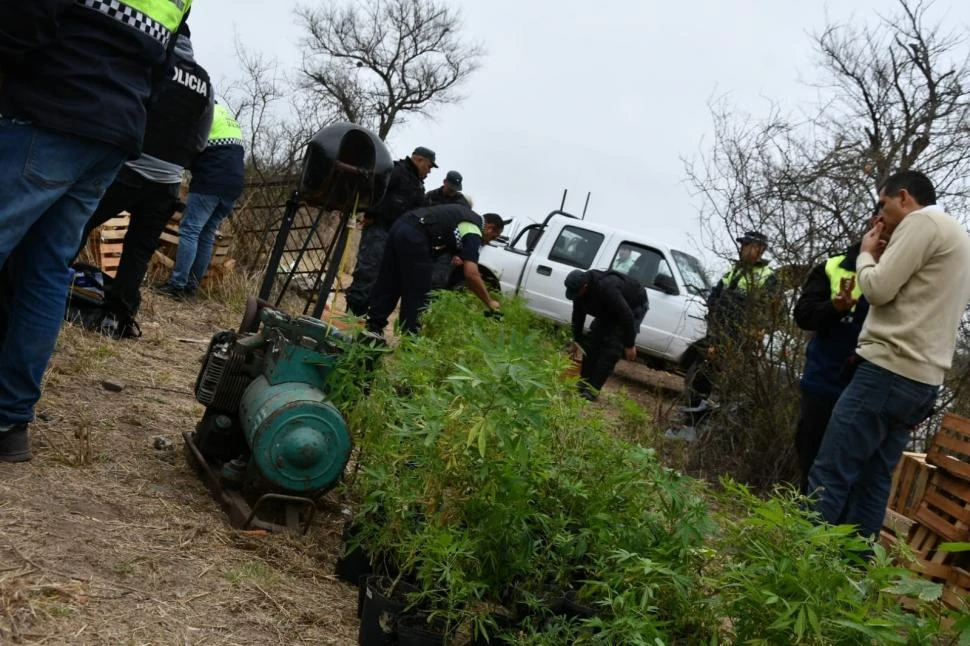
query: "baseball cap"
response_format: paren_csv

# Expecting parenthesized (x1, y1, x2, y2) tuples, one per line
(444, 170, 463, 190)
(564, 269, 588, 300)
(736, 231, 769, 246)
(412, 146, 438, 167)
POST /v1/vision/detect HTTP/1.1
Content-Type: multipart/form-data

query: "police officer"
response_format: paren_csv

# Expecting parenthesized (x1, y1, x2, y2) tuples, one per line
(365, 204, 504, 335)
(564, 269, 649, 401)
(75, 26, 213, 338)
(0, 0, 192, 463)
(345, 146, 435, 316)
(427, 170, 471, 290)
(684, 231, 778, 413)
(426, 170, 470, 207)
(793, 239, 869, 494)
(155, 103, 245, 298)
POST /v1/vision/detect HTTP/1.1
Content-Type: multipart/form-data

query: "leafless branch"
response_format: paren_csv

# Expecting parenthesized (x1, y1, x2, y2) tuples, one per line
(296, 0, 484, 140)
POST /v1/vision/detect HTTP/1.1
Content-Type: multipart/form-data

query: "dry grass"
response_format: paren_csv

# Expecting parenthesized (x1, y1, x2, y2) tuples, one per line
(0, 282, 358, 645)
(0, 271, 679, 645)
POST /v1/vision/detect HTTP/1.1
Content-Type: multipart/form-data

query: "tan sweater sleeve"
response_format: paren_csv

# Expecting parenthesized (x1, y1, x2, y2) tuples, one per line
(857, 213, 938, 306)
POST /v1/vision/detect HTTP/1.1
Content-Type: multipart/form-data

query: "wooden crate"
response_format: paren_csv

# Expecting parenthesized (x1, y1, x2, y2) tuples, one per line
(879, 529, 900, 552)
(888, 452, 935, 517)
(882, 507, 916, 540)
(943, 566, 970, 611)
(927, 412, 970, 481)
(913, 470, 970, 542)
(153, 210, 235, 283)
(906, 524, 957, 581)
(96, 214, 130, 278)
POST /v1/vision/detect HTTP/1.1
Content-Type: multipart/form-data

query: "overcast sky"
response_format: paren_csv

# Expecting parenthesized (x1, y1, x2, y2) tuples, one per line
(188, 0, 970, 266)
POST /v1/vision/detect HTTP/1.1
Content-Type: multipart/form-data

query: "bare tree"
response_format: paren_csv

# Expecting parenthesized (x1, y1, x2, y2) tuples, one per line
(296, 0, 484, 140)
(222, 39, 335, 180)
(687, 0, 970, 272)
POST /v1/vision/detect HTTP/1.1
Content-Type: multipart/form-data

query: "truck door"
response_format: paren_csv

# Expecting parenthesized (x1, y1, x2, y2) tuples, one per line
(611, 243, 687, 359)
(520, 224, 605, 324)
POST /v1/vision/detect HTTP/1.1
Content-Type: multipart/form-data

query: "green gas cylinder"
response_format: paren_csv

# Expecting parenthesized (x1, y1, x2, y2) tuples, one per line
(239, 376, 350, 494)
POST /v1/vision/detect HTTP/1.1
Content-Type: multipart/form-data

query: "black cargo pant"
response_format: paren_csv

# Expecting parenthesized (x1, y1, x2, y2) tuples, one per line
(794, 389, 839, 495)
(345, 223, 391, 316)
(366, 215, 433, 335)
(78, 167, 180, 318)
(578, 301, 649, 398)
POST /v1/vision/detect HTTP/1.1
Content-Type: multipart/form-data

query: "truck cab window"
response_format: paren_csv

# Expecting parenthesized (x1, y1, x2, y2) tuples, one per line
(671, 250, 711, 297)
(548, 226, 604, 269)
(615, 244, 676, 292)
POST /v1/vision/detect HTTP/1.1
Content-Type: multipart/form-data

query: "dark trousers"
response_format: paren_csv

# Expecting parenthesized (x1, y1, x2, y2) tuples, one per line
(79, 167, 179, 317)
(579, 302, 648, 398)
(430, 253, 458, 291)
(366, 217, 433, 334)
(794, 389, 838, 495)
(684, 351, 715, 409)
(345, 224, 391, 316)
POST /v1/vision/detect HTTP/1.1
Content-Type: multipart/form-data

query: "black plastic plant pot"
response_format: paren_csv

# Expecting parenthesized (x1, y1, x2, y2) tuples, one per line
(335, 523, 373, 586)
(395, 613, 449, 646)
(358, 575, 419, 646)
(562, 589, 597, 620)
(357, 575, 367, 619)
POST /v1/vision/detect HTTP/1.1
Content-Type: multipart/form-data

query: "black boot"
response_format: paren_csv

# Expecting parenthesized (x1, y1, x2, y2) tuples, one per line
(0, 424, 32, 462)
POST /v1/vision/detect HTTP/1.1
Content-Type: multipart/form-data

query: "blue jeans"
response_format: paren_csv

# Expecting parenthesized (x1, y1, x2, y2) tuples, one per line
(169, 192, 236, 289)
(807, 360, 937, 538)
(0, 118, 124, 426)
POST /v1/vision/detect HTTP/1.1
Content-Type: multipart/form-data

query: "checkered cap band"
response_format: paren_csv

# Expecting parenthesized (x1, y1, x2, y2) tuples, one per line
(78, 0, 172, 47)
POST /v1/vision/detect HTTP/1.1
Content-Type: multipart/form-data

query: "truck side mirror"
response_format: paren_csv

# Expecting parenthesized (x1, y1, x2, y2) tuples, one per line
(653, 274, 679, 295)
(525, 228, 543, 252)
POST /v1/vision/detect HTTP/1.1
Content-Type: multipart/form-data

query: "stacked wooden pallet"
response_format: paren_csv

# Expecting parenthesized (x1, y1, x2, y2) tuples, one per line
(885, 413, 970, 610)
(150, 211, 236, 288)
(83, 211, 236, 288)
(79, 214, 131, 278)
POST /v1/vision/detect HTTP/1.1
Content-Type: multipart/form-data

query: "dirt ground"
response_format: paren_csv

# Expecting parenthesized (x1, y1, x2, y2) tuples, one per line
(0, 286, 683, 646)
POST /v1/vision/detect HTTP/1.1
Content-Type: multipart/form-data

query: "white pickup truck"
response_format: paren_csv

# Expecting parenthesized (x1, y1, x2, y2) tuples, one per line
(475, 211, 711, 372)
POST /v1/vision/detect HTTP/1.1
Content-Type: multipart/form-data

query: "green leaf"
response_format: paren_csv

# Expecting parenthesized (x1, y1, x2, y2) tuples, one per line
(939, 541, 970, 553)
(478, 419, 488, 458)
(884, 575, 943, 602)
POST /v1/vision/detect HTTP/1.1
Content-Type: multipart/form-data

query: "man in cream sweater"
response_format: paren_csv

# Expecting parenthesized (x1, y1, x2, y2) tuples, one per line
(808, 170, 970, 540)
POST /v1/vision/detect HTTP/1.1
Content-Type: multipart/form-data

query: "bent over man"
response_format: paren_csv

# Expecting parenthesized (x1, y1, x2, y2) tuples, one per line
(366, 204, 504, 335)
(564, 269, 649, 401)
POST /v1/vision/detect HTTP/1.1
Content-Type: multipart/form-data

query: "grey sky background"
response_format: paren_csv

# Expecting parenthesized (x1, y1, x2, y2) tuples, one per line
(189, 1, 970, 267)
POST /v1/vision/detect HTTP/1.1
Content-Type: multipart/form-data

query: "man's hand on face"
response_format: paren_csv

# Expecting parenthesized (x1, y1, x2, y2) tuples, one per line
(861, 218, 887, 260)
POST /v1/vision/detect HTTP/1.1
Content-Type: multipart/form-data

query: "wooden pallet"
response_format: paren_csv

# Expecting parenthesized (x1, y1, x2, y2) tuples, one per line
(152, 211, 235, 286)
(906, 524, 957, 581)
(943, 566, 970, 611)
(96, 214, 130, 278)
(888, 452, 935, 517)
(927, 412, 970, 481)
(913, 470, 970, 542)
